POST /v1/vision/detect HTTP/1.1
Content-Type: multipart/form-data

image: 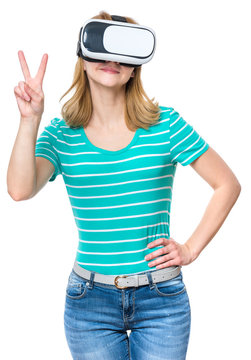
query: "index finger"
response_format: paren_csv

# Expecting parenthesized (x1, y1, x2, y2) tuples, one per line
(35, 53, 48, 85)
(18, 50, 31, 81)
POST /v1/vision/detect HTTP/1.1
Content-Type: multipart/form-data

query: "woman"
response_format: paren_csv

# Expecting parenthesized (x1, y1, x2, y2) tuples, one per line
(7, 10, 241, 360)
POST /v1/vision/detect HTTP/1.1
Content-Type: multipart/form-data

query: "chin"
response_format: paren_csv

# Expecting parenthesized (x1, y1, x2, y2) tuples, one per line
(88, 74, 127, 89)
(97, 79, 125, 89)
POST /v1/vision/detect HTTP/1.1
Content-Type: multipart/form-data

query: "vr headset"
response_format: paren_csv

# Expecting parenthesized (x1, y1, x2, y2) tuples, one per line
(76, 15, 156, 67)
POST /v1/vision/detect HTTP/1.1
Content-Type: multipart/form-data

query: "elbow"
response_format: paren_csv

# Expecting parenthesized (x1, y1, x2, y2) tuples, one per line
(231, 176, 241, 197)
(214, 176, 241, 204)
(7, 179, 36, 201)
(7, 189, 31, 201)
(218, 171, 241, 195)
(8, 191, 25, 201)
(232, 180, 241, 206)
(223, 177, 241, 202)
(234, 180, 241, 199)
(236, 180, 241, 193)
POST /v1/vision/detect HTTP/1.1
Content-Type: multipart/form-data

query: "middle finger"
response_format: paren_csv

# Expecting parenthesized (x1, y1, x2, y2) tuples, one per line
(35, 53, 48, 85)
(145, 245, 171, 260)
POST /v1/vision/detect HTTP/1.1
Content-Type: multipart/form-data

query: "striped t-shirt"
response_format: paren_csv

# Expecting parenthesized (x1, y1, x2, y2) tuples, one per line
(35, 106, 209, 275)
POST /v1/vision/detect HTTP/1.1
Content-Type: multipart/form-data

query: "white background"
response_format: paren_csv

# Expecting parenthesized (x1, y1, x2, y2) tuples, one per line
(1, 0, 250, 359)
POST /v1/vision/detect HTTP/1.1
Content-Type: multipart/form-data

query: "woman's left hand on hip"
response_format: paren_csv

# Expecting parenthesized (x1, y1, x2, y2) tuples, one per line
(144, 237, 193, 269)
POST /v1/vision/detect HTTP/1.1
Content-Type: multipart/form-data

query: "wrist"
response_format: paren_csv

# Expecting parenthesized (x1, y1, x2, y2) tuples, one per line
(20, 115, 41, 129)
(20, 115, 42, 122)
(184, 241, 200, 263)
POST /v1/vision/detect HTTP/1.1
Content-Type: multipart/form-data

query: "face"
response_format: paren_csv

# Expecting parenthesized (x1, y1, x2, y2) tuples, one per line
(83, 60, 135, 90)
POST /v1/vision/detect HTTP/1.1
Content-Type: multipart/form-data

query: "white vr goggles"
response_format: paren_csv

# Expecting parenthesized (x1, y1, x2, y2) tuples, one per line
(76, 15, 156, 67)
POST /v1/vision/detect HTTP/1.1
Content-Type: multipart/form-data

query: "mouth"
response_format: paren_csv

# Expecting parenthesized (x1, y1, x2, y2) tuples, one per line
(100, 67, 120, 74)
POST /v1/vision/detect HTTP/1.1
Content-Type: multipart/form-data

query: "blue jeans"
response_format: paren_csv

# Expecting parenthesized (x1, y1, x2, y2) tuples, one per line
(64, 268, 191, 360)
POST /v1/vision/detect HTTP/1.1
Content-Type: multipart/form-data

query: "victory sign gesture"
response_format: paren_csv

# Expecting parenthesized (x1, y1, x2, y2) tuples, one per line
(14, 51, 48, 120)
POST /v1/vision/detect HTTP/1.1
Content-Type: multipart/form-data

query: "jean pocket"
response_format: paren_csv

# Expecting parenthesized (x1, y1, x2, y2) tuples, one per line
(65, 270, 88, 300)
(153, 273, 186, 297)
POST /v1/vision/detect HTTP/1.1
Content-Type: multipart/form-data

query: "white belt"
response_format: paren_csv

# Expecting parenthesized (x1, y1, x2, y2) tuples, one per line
(73, 260, 181, 289)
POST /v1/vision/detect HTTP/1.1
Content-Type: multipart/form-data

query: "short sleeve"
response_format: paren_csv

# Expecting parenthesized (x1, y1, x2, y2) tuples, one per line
(169, 108, 209, 166)
(35, 118, 62, 181)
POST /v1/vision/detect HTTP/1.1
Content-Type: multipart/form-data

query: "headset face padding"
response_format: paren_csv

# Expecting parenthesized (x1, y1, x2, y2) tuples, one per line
(77, 17, 156, 67)
(80, 55, 137, 68)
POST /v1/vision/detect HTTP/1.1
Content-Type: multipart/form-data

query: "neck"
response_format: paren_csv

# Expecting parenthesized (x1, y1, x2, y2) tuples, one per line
(88, 82, 126, 129)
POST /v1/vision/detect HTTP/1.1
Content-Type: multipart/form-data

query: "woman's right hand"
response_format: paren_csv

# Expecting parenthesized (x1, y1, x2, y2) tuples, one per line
(14, 50, 48, 120)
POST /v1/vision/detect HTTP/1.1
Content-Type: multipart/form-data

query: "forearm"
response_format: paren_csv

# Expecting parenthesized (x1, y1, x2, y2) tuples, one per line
(185, 180, 241, 262)
(7, 117, 41, 200)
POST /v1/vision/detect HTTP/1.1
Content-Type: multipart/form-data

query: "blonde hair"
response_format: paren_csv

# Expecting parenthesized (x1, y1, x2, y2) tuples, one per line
(59, 10, 161, 131)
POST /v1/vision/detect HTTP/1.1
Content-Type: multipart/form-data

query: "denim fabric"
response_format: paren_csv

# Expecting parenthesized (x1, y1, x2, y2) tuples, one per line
(64, 268, 191, 360)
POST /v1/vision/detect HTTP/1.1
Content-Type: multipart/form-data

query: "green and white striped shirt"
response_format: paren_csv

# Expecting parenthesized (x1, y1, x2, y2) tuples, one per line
(35, 106, 209, 275)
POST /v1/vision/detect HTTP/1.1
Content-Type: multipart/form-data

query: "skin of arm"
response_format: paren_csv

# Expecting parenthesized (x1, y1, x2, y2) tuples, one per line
(144, 146, 241, 268)
(7, 118, 41, 201)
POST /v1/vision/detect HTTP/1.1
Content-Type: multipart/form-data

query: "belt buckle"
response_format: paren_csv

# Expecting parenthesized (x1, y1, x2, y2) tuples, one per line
(114, 275, 128, 289)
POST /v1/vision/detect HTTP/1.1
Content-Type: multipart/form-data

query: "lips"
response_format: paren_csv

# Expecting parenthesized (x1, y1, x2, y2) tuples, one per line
(101, 67, 119, 73)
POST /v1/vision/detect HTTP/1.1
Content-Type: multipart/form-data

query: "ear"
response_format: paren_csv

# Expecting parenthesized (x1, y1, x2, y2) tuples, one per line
(131, 70, 135, 78)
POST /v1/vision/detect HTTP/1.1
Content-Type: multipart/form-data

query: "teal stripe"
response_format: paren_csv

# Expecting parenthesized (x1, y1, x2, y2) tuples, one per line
(169, 109, 209, 166)
(34, 106, 209, 275)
